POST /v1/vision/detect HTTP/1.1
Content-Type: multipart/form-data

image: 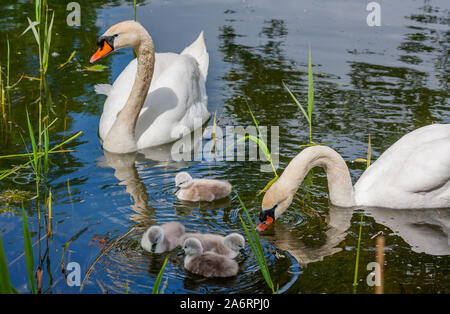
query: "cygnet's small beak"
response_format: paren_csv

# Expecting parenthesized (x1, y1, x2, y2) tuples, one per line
(151, 243, 157, 253)
(177, 250, 185, 257)
(239, 248, 246, 255)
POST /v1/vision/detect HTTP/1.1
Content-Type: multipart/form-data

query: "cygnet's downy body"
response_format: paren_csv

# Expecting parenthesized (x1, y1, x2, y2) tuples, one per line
(141, 221, 185, 253)
(179, 238, 239, 278)
(175, 172, 232, 202)
(181, 232, 245, 259)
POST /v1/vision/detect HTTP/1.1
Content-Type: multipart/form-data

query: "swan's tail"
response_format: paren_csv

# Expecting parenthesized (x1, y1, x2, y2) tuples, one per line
(181, 31, 209, 80)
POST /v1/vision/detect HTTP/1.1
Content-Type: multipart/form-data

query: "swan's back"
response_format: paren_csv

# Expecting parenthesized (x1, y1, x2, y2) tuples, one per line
(354, 124, 450, 209)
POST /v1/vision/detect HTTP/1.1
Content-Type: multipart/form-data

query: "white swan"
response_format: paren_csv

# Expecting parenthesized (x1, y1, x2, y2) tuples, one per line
(257, 124, 450, 231)
(90, 20, 210, 153)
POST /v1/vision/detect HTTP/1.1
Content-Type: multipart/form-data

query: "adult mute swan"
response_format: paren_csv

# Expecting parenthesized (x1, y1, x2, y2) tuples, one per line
(90, 21, 210, 153)
(257, 124, 450, 231)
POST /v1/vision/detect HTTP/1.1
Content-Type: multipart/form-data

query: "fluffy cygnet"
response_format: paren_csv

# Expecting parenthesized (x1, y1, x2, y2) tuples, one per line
(181, 232, 245, 259)
(141, 221, 185, 253)
(175, 172, 232, 202)
(179, 238, 239, 278)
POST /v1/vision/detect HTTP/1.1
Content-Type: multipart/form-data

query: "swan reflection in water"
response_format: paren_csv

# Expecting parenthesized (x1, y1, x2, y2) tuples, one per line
(264, 205, 449, 267)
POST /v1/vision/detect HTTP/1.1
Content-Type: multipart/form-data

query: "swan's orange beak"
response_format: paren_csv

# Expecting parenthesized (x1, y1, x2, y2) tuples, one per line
(256, 216, 273, 232)
(90, 41, 113, 63)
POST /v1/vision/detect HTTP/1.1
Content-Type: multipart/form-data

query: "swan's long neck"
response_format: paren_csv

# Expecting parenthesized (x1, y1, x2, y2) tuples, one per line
(280, 146, 356, 207)
(103, 32, 155, 153)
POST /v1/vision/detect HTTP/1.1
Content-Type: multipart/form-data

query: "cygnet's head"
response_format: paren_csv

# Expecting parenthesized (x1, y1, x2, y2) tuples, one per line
(224, 233, 245, 254)
(141, 226, 164, 253)
(175, 172, 194, 189)
(179, 238, 203, 257)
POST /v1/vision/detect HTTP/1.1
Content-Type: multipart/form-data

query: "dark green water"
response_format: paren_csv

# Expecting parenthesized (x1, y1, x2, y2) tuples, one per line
(0, 0, 448, 293)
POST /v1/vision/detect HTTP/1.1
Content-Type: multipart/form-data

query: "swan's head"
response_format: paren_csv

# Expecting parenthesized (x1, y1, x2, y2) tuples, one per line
(257, 180, 293, 232)
(179, 238, 203, 257)
(141, 226, 164, 253)
(224, 233, 245, 254)
(175, 172, 194, 189)
(90, 20, 148, 63)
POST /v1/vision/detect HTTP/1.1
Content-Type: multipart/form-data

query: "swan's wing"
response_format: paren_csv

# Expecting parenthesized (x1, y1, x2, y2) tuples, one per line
(181, 31, 209, 80)
(395, 138, 450, 195)
(355, 124, 450, 208)
(135, 54, 210, 148)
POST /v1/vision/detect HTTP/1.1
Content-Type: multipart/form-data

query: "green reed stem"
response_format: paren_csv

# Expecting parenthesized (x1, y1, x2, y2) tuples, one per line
(352, 135, 372, 293)
(0, 233, 17, 294)
(22, 203, 36, 294)
(235, 190, 275, 293)
(6, 38, 10, 89)
(353, 212, 364, 293)
(152, 257, 168, 294)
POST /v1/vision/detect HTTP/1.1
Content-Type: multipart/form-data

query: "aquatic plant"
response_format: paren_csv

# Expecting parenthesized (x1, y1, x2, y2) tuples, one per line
(352, 135, 371, 293)
(235, 190, 276, 293)
(0, 205, 37, 294)
(0, 122, 82, 183)
(22, 0, 55, 75)
(152, 257, 169, 294)
(225, 99, 278, 194)
(0, 234, 17, 294)
(283, 48, 329, 148)
(0, 39, 10, 128)
(22, 204, 36, 294)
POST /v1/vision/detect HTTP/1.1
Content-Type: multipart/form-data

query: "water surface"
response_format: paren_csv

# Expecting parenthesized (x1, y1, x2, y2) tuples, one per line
(0, 0, 449, 293)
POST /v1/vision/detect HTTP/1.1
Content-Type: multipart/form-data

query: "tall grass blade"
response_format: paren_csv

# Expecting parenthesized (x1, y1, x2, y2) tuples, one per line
(307, 47, 314, 122)
(25, 109, 38, 172)
(58, 50, 76, 69)
(43, 10, 55, 74)
(257, 176, 279, 196)
(352, 212, 364, 293)
(23, 18, 41, 48)
(235, 191, 274, 292)
(283, 81, 310, 124)
(47, 190, 52, 237)
(152, 257, 168, 294)
(0, 234, 16, 294)
(22, 204, 36, 294)
(6, 39, 10, 89)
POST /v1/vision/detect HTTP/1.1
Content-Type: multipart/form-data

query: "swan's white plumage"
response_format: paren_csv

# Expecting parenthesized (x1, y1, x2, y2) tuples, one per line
(354, 124, 450, 208)
(96, 32, 210, 149)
